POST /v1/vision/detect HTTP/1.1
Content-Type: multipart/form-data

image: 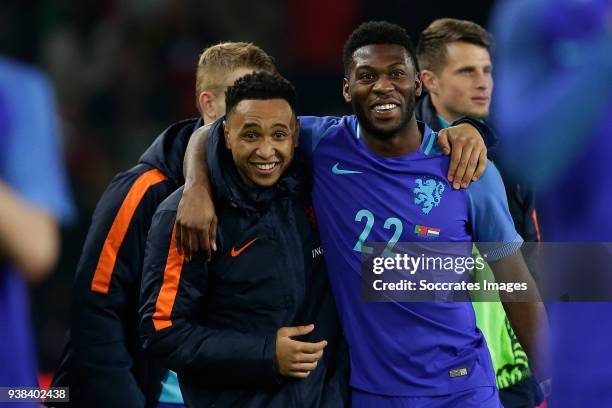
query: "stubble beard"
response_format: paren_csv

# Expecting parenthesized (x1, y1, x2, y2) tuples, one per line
(353, 92, 416, 141)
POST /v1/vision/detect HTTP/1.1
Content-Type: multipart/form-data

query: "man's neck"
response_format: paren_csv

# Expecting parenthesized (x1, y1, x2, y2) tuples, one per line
(361, 116, 422, 158)
(430, 96, 459, 125)
(436, 114, 451, 129)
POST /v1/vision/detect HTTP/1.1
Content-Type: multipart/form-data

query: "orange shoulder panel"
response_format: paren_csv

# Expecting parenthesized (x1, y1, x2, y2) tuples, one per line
(152, 225, 185, 331)
(90, 168, 168, 294)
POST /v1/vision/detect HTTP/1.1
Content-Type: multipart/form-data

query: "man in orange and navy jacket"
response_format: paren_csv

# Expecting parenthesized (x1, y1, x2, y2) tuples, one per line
(139, 73, 348, 407)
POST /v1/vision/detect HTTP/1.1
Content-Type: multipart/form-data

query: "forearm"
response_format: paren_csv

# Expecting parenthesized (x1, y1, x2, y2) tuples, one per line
(183, 124, 212, 191)
(501, 296, 549, 380)
(141, 209, 279, 387)
(73, 338, 145, 406)
(0, 180, 59, 281)
(490, 252, 550, 381)
(177, 125, 217, 257)
(142, 320, 279, 388)
(68, 354, 145, 408)
(72, 274, 137, 370)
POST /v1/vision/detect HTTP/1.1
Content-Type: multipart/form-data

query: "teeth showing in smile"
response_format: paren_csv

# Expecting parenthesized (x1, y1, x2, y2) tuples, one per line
(374, 104, 398, 112)
(254, 163, 277, 170)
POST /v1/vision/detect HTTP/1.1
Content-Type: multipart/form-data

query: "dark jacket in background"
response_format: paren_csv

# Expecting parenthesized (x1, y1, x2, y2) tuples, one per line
(48, 118, 201, 407)
(139, 118, 349, 408)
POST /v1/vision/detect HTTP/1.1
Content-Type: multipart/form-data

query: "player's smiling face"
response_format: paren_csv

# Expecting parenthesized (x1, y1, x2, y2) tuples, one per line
(224, 98, 298, 187)
(343, 43, 421, 139)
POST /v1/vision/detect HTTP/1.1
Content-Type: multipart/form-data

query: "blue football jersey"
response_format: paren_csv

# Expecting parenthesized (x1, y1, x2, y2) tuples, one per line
(298, 115, 522, 396)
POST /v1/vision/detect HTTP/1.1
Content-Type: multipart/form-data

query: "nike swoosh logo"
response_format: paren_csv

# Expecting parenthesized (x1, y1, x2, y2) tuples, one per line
(332, 163, 362, 175)
(231, 238, 257, 257)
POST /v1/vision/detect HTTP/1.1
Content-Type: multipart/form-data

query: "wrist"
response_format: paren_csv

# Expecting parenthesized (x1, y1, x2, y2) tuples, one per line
(183, 176, 198, 190)
(184, 178, 207, 194)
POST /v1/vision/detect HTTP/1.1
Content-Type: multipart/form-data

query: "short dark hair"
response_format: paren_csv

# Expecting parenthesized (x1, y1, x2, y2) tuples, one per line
(417, 18, 492, 73)
(342, 21, 418, 76)
(225, 72, 297, 118)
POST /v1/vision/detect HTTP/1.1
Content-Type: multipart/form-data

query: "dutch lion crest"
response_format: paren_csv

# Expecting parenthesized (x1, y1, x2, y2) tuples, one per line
(413, 178, 445, 214)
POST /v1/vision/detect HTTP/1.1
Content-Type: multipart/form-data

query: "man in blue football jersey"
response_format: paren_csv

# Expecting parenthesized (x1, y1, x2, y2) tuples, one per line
(175, 22, 549, 407)
(299, 22, 548, 407)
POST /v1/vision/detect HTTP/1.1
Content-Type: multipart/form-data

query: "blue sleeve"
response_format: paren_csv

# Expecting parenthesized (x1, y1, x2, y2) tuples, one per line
(2, 64, 75, 224)
(467, 161, 523, 261)
(298, 115, 343, 164)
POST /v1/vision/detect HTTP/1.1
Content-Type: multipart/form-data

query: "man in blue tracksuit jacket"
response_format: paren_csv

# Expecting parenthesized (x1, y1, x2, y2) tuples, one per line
(139, 73, 349, 407)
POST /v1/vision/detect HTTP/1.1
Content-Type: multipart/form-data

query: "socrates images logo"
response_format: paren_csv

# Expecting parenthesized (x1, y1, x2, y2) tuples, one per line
(414, 224, 440, 238)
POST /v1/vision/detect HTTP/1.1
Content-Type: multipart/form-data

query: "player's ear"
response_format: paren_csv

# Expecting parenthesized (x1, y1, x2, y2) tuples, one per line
(415, 72, 423, 98)
(342, 78, 351, 103)
(223, 121, 231, 150)
(199, 91, 216, 120)
(293, 117, 300, 148)
(419, 70, 437, 94)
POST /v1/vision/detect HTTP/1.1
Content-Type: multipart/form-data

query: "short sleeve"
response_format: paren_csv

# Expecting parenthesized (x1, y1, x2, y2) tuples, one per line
(0, 62, 75, 224)
(467, 161, 523, 261)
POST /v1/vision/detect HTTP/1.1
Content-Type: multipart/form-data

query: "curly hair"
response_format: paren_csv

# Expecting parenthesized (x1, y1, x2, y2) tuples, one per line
(342, 21, 418, 76)
(225, 72, 297, 117)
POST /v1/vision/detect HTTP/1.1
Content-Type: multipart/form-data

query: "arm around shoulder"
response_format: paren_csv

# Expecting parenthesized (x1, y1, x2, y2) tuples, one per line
(140, 205, 281, 388)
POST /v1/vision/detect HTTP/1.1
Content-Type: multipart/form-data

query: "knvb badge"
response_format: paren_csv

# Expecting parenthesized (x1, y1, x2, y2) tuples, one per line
(413, 178, 445, 214)
(414, 224, 440, 238)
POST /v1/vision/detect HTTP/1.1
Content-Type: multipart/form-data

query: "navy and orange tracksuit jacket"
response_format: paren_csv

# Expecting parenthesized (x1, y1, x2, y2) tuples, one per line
(48, 118, 202, 407)
(139, 119, 349, 407)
